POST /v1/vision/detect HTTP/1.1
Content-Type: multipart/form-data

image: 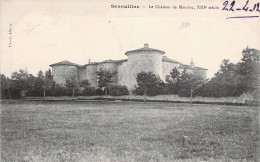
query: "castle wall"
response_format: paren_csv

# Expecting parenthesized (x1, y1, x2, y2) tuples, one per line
(52, 60, 207, 90)
(52, 65, 77, 85)
(162, 61, 179, 82)
(51, 45, 207, 91)
(127, 52, 163, 91)
(180, 68, 194, 74)
(117, 61, 128, 86)
(77, 67, 87, 81)
(86, 64, 98, 88)
(162, 62, 207, 83)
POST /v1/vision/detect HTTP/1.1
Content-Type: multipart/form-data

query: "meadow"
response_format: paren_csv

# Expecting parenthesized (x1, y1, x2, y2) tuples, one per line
(1, 100, 259, 161)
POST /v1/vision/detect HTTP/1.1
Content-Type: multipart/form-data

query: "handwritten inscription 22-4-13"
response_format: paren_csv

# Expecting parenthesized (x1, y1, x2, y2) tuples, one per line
(222, 0, 260, 12)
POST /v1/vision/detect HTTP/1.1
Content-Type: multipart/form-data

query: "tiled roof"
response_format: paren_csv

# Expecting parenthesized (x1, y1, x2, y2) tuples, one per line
(83, 59, 127, 66)
(194, 66, 207, 70)
(125, 44, 165, 55)
(162, 56, 179, 63)
(101, 59, 127, 63)
(50, 59, 128, 67)
(179, 63, 207, 70)
(83, 62, 99, 66)
(49, 60, 79, 67)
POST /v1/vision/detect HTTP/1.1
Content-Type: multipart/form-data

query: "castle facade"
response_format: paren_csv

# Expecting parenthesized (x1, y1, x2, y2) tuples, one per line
(50, 44, 207, 91)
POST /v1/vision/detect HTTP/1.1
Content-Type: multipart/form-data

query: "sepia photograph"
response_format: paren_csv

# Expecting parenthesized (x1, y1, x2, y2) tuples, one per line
(1, 0, 259, 161)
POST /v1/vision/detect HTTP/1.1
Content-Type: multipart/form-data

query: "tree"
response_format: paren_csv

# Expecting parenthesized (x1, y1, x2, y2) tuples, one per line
(236, 47, 260, 93)
(80, 80, 90, 89)
(33, 69, 55, 98)
(96, 67, 117, 100)
(11, 69, 29, 80)
(37, 70, 44, 79)
(11, 69, 31, 97)
(65, 76, 79, 97)
(42, 69, 55, 98)
(45, 69, 53, 81)
(135, 71, 162, 102)
(22, 70, 54, 98)
(34, 70, 45, 96)
(79, 79, 91, 95)
(44, 69, 55, 88)
(198, 47, 260, 98)
(179, 69, 190, 83)
(1, 74, 12, 99)
(108, 85, 129, 96)
(183, 75, 204, 103)
(178, 72, 204, 103)
(197, 60, 239, 97)
(169, 67, 180, 83)
(166, 67, 181, 94)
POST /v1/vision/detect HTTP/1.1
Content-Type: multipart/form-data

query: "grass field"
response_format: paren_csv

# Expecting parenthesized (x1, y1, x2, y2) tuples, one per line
(1, 100, 259, 161)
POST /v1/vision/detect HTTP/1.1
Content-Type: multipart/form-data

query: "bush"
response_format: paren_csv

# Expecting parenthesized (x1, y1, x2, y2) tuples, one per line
(161, 83, 180, 95)
(27, 88, 43, 97)
(134, 71, 164, 96)
(46, 84, 80, 96)
(1, 88, 21, 99)
(133, 86, 144, 96)
(49, 86, 68, 96)
(108, 85, 129, 96)
(197, 83, 241, 97)
(178, 86, 191, 97)
(178, 85, 201, 97)
(133, 84, 163, 96)
(82, 87, 96, 96)
(95, 88, 104, 95)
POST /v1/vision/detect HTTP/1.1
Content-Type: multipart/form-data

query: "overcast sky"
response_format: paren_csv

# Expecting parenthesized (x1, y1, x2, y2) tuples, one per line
(1, 0, 260, 78)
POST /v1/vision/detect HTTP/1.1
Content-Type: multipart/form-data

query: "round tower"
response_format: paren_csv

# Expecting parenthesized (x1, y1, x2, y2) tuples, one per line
(50, 60, 78, 85)
(125, 44, 165, 91)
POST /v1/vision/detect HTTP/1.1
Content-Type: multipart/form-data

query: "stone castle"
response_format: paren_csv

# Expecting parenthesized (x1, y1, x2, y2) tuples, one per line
(50, 44, 207, 91)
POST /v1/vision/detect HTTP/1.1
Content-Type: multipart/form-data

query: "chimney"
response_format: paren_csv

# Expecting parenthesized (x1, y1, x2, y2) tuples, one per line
(190, 58, 194, 68)
(88, 59, 91, 63)
(144, 43, 149, 48)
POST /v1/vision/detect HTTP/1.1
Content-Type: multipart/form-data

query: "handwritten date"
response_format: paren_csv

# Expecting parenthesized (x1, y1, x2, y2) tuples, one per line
(223, 0, 260, 12)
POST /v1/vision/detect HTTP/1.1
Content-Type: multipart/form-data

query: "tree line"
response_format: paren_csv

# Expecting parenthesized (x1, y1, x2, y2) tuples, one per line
(134, 47, 259, 99)
(1, 47, 259, 99)
(199, 47, 259, 98)
(0, 67, 129, 99)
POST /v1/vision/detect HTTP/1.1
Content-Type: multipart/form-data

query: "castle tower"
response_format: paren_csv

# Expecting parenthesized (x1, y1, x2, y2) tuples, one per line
(49, 60, 78, 85)
(125, 44, 165, 91)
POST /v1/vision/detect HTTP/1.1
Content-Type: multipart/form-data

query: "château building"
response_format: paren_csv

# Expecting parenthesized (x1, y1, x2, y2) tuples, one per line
(50, 44, 207, 91)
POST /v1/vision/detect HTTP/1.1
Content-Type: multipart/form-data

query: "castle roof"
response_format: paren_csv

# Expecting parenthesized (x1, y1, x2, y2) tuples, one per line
(82, 59, 127, 66)
(162, 56, 179, 63)
(179, 63, 207, 70)
(125, 44, 165, 55)
(162, 56, 207, 70)
(50, 59, 207, 70)
(49, 60, 79, 67)
(101, 59, 127, 63)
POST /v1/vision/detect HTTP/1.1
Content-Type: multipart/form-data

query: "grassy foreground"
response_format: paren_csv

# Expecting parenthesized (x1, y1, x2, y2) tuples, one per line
(1, 100, 259, 161)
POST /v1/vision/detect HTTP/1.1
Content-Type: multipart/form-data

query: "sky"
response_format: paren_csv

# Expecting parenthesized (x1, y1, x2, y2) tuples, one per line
(1, 0, 260, 78)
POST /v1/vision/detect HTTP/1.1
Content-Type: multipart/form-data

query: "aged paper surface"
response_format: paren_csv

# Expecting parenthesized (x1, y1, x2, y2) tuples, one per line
(1, 0, 259, 161)
(1, 0, 259, 77)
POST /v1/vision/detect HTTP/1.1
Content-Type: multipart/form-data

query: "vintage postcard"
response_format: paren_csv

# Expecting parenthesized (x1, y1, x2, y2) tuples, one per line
(1, 0, 259, 161)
